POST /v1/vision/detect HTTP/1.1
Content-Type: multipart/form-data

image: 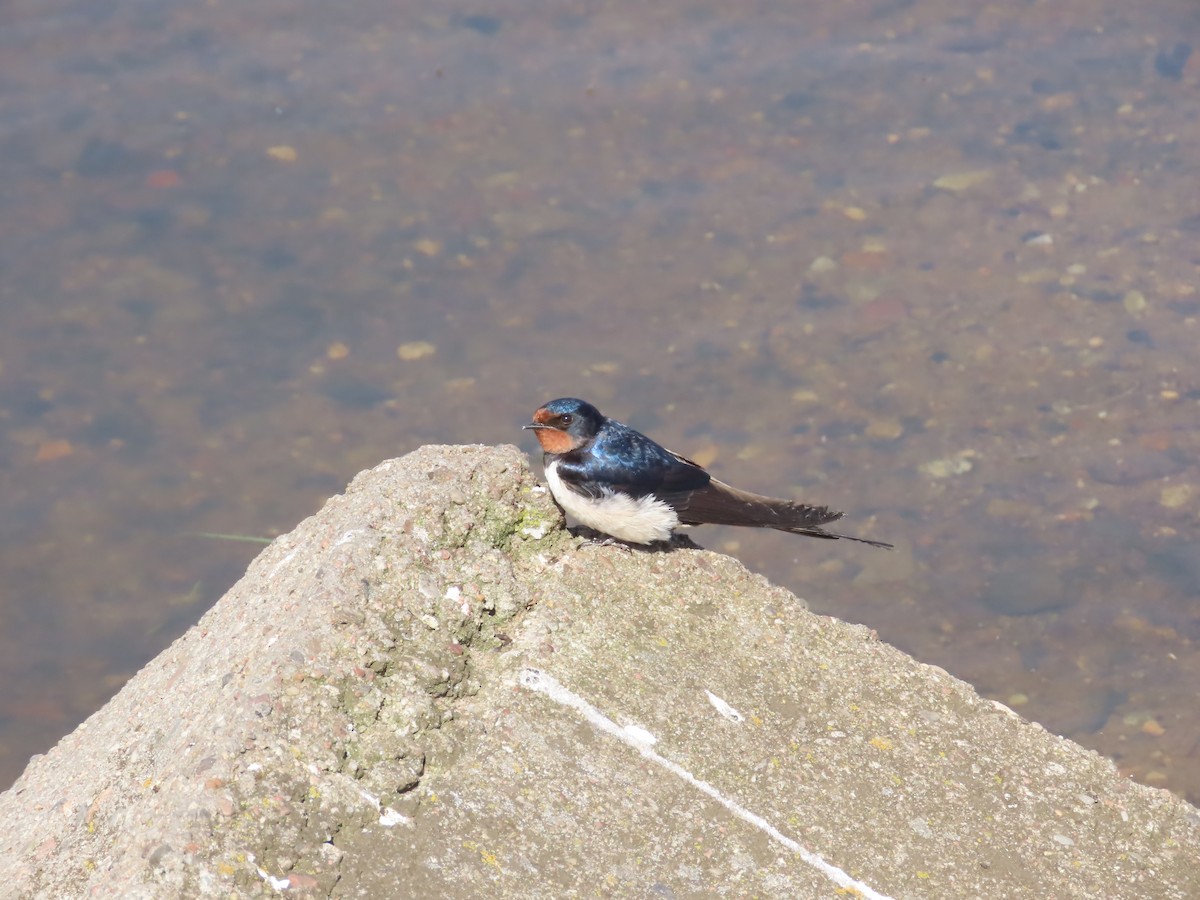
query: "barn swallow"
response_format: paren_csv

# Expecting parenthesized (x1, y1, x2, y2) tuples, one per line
(523, 398, 892, 548)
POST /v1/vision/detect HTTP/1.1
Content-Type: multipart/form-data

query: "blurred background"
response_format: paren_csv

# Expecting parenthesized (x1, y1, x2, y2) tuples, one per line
(2, 0, 1198, 802)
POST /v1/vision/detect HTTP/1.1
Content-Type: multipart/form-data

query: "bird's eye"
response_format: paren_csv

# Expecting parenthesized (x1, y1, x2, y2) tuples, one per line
(560, 414, 573, 426)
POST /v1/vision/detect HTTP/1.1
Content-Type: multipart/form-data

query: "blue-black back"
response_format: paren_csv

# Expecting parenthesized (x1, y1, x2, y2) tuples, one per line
(558, 417, 710, 499)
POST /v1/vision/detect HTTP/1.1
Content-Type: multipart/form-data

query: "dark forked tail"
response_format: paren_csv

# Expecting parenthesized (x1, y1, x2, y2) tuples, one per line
(673, 480, 894, 549)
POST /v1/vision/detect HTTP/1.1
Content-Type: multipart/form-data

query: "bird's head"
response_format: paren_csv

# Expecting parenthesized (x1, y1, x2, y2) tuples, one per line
(523, 397, 604, 453)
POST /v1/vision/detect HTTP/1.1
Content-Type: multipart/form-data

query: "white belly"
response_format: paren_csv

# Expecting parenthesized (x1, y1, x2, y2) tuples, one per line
(545, 460, 679, 544)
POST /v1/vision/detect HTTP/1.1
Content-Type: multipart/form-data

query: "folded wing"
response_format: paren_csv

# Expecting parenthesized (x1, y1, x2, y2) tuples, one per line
(667, 477, 894, 549)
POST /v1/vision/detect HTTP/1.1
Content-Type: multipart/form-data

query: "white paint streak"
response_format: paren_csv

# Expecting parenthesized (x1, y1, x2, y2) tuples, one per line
(267, 550, 296, 580)
(358, 788, 412, 828)
(519, 668, 894, 900)
(705, 690, 745, 723)
(622, 723, 658, 747)
(247, 853, 289, 892)
(545, 460, 678, 543)
(379, 807, 410, 828)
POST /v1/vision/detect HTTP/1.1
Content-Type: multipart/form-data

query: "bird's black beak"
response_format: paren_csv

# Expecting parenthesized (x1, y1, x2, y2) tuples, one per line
(523, 422, 548, 431)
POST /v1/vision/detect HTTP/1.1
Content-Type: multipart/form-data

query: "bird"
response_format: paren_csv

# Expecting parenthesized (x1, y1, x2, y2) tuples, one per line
(523, 397, 892, 549)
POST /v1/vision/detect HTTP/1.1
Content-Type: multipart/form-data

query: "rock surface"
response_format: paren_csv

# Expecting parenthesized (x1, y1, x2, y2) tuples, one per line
(1, 444, 1198, 898)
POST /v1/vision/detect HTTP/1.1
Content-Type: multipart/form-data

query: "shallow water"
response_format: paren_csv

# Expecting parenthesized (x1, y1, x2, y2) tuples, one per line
(2, 0, 1198, 800)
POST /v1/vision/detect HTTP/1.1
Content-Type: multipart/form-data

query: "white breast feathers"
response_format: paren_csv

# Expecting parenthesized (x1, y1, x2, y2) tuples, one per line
(545, 460, 679, 544)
